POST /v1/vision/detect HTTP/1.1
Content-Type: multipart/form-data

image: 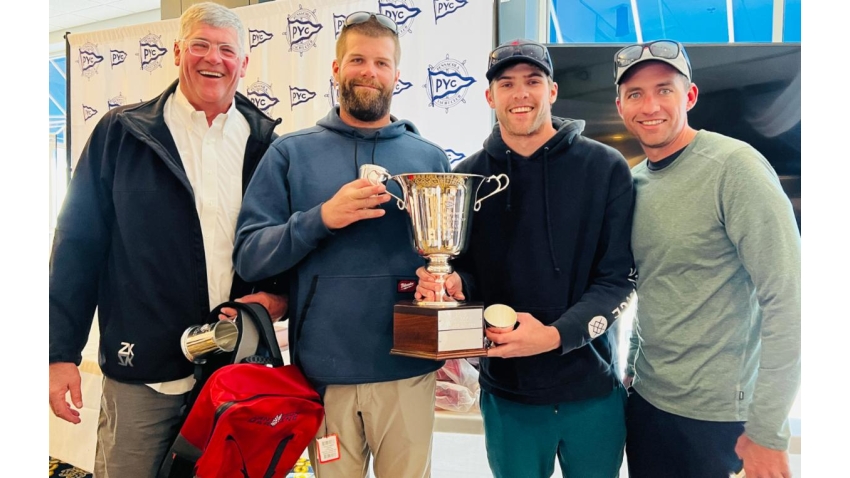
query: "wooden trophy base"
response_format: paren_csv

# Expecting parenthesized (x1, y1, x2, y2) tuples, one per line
(390, 300, 488, 360)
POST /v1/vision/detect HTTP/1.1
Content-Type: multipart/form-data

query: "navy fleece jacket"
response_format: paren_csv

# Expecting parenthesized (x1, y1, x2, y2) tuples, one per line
(453, 117, 636, 404)
(234, 107, 450, 388)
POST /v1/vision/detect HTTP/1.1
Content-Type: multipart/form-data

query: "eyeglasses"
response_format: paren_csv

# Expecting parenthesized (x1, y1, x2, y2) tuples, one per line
(488, 42, 553, 73)
(614, 40, 691, 81)
(343, 11, 398, 36)
(181, 38, 241, 60)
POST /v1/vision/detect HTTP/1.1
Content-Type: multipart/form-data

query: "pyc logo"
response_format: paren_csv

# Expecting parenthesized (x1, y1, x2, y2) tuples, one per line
(138, 33, 168, 73)
(249, 29, 274, 51)
(433, 0, 468, 22)
(110, 49, 127, 68)
(78, 42, 104, 79)
(247, 80, 280, 116)
(424, 55, 476, 113)
(290, 86, 317, 109)
(108, 93, 126, 110)
(445, 148, 466, 165)
(394, 79, 412, 96)
(379, 1, 421, 36)
(324, 77, 339, 108)
(285, 6, 323, 56)
(332, 13, 347, 39)
(82, 104, 98, 121)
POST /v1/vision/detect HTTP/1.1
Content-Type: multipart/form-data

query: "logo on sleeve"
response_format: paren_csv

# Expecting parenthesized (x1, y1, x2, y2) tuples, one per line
(424, 55, 476, 112)
(433, 0, 469, 22)
(249, 29, 274, 51)
(379, 0, 421, 37)
(588, 316, 608, 338)
(285, 7, 323, 56)
(138, 33, 168, 73)
(77, 42, 103, 79)
(398, 280, 416, 293)
(248, 80, 280, 115)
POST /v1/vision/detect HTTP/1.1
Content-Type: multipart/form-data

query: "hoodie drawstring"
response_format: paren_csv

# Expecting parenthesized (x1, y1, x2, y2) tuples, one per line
(505, 150, 513, 212)
(371, 136, 378, 165)
(542, 147, 561, 274)
(353, 142, 359, 175)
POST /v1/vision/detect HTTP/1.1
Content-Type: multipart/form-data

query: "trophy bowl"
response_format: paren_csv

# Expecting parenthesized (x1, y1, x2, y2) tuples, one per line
(385, 172, 508, 307)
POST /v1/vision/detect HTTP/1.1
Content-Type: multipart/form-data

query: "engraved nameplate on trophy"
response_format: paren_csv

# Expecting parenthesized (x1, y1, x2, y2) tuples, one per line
(366, 168, 509, 360)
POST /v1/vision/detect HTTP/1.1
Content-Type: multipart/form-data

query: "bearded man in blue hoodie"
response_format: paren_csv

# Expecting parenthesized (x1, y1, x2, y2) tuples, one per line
(417, 39, 636, 477)
(233, 12, 450, 478)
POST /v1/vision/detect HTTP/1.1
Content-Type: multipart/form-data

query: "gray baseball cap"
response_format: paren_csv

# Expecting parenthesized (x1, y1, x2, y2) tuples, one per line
(614, 40, 691, 85)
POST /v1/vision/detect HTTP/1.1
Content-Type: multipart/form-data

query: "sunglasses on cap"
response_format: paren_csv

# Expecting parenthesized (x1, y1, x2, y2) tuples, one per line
(343, 11, 398, 35)
(614, 40, 691, 84)
(488, 42, 553, 74)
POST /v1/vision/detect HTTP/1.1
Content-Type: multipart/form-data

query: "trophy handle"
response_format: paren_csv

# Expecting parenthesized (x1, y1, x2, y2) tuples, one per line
(363, 167, 406, 209)
(473, 174, 510, 211)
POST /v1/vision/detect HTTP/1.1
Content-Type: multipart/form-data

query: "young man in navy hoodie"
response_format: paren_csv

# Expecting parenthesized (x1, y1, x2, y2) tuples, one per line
(416, 39, 636, 477)
(233, 12, 450, 478)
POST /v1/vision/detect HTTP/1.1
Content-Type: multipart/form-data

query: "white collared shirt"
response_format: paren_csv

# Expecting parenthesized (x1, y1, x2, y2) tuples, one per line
(149, 87, 249, 395)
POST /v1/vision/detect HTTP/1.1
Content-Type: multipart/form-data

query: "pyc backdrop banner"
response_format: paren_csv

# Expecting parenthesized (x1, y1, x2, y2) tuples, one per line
(67, 0, 495, 170)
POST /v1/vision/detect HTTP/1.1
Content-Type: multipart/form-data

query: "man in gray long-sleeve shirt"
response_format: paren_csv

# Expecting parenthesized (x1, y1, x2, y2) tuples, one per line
(613, 40, 801, 478)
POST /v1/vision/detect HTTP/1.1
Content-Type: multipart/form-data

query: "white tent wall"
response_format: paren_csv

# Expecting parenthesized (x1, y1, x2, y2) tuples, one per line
(53, 0, 495, 470)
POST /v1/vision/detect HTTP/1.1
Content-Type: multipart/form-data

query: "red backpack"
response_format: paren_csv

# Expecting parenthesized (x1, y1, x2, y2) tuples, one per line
(159, 302, 324, 478)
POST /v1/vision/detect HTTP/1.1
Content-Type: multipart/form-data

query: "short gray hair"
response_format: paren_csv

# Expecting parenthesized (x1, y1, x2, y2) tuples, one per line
(178, 2, 246, 55)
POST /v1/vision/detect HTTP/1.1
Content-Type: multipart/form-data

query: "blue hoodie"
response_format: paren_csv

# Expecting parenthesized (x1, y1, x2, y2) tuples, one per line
(234, 107, 451, 388)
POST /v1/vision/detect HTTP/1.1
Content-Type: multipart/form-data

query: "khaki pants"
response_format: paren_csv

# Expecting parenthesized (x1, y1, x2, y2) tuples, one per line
(94, 377, 187, 478)
(309, 371, 437, 478)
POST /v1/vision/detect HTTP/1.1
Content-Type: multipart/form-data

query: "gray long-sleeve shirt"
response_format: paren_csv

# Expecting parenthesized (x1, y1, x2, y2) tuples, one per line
(628, 130, 801, 450)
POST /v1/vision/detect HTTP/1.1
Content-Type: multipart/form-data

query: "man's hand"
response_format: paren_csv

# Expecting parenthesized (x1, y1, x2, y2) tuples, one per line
(735, 433, 791, 478)
(222, 292, 289, 321)
(49, 362, 83, 424)
(414, 268, 465, 302)
(486, 312, 561, 358)
(622, 375, 634, 389)
(321, 178, 392, 230)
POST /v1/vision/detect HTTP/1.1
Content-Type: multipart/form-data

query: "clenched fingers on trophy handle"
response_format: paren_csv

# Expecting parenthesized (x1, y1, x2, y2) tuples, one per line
(474, 173, 510, 211)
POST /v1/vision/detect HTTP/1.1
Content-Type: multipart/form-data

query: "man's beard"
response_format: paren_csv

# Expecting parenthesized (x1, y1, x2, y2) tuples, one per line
(339, 78, 392, 123)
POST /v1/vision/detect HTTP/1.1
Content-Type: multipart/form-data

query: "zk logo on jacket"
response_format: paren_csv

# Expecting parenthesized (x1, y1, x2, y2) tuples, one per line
(138, 33, 168, 73)
(379, 0, 421, 36)
(249, 28, 274, 51)
(433, 0, 468, 23)
(424, 55, 476, 113)
(248, 80, 280, 116)
(108, 93, 126, 110)
(285, 7, 323, 56)
(290, 85, 317, 109)
(110, 49, 127, 68)
(78, 42, 103, 79)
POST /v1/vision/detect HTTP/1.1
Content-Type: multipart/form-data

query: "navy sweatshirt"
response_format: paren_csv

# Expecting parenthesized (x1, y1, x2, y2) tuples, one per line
(453, 117, 636, 405)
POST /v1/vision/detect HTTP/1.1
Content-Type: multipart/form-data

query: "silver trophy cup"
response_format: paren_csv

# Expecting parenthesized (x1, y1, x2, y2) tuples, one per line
(368, 168, 509, 307)
(180, 320, 239, 363)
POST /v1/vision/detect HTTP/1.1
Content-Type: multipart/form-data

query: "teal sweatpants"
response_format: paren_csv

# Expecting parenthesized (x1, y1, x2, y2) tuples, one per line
(480, 386, 627, 478)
